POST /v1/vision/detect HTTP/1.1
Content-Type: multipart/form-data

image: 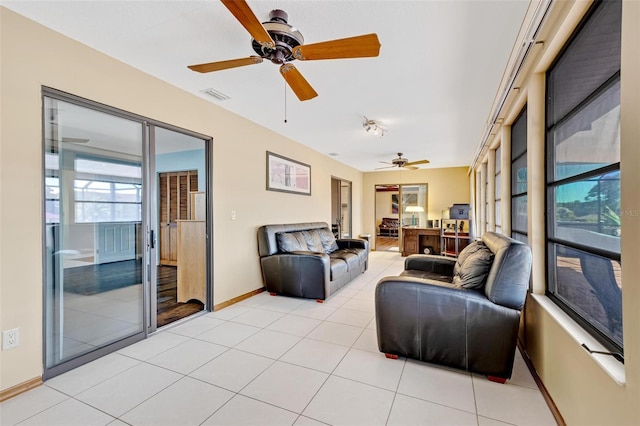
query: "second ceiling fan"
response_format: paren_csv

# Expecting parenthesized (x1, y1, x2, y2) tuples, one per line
(188, 0, 381, 101)
(376, 153, 430, 170)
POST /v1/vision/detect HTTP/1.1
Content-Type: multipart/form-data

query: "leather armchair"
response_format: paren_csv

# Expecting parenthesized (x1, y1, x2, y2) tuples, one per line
(375, 232, 532, 381)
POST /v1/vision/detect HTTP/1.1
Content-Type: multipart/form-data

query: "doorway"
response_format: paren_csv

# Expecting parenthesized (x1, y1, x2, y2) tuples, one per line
(153, 128, 207, 328)
(42, 90, 211, 379)
(374, 184, 429, 252)
(331, 177, 352, 238)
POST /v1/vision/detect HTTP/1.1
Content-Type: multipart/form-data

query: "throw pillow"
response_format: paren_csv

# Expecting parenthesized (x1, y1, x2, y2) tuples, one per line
(302, 230, 324, 252)
(277, 232, 308, 252)
(317, 228, 339, 253)
(452, 245, 494, 289)
(453, 240, 486, 276)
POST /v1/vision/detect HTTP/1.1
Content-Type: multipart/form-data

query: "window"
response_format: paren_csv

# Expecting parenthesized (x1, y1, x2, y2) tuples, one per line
(511, 107, 528, 244)
(484, 163, 488, 233)
(546, 0, 622, 354)
(494, 146, 502, 233)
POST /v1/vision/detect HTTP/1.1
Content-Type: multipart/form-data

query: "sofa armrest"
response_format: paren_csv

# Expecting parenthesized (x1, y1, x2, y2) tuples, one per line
(260, 252, 330, 300)
(375, 276, 521, 378)
(404, 254, 455, 276)
(337, 238, 368, 250)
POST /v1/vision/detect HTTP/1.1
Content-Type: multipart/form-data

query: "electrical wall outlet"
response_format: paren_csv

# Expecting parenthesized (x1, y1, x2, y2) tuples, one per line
(2, 328, 19, 350)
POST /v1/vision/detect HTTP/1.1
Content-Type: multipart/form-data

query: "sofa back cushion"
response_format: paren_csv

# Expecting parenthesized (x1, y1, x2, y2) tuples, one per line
(302, 230, 325, 252)
(317, 228, 339, 253)
(257, 222, 331, 256)
(277, 232, 308, 252)
(274, 228, 338, 254)
(452, 241, 494, 289)
(380, 218, 399, 228)
(482, 232, 532, 310)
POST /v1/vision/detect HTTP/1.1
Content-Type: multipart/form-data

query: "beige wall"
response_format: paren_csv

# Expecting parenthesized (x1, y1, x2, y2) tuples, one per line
(363, 167, 470, 249)
(0, 8, 362, 391)
(473, 1, 640, 424)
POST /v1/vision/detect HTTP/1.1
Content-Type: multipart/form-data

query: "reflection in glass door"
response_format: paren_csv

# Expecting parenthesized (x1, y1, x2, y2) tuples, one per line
(43, 95, 146, 377)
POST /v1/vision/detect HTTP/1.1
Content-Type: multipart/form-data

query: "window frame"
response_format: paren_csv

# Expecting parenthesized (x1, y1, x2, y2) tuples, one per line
(544, 0, 622, 357)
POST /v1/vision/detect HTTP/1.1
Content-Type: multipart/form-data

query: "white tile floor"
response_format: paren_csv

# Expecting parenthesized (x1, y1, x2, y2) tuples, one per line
(0, 251, 557, 426)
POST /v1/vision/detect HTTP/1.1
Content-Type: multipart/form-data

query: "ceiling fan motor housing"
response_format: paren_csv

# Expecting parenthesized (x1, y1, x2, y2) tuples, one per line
(392, 153, 408, 167)
(251, 9, 304, 64)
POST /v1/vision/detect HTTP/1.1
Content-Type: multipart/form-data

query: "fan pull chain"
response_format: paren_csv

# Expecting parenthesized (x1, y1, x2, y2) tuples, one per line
(283, 81, 288, 123)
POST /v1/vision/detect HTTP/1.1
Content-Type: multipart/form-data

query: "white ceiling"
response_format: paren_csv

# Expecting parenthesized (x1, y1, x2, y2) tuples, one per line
(3, 0, 531, 172)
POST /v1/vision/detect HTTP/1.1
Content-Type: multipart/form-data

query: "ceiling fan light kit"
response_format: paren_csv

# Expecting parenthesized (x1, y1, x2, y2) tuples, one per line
(363, 116, 386, 137)
(187, 0, 381, 101)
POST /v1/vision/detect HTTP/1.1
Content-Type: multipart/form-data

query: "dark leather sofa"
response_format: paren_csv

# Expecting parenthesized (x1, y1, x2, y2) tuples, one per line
(257, 222, 368, 301)
(375, 232, 532, 381)
(378, 217, 399, 237)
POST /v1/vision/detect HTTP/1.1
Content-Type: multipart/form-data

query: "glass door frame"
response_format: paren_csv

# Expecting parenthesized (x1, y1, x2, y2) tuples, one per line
(41, 87, 213, 378)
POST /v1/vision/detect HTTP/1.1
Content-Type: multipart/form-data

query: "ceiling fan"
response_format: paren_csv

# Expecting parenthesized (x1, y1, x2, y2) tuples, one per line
(376, 153, 430, 170)
(187, 0, 381, 101)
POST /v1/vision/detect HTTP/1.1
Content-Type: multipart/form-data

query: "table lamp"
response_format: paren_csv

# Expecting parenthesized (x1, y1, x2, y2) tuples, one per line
(405, 206, 424, 227)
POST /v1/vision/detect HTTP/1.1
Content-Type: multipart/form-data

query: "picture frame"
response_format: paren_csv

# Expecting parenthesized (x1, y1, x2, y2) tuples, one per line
(266, 151, 311, 195)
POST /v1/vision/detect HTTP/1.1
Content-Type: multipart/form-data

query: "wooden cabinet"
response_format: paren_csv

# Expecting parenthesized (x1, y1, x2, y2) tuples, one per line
(177, 220, 206, 304)
(159, 170, 198, 266)
(402, 228, 441, 256)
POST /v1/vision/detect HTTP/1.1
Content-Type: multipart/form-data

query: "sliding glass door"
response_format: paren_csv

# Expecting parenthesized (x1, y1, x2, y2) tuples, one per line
(44, 96, 146, 377)
(43, 91, 212, 378)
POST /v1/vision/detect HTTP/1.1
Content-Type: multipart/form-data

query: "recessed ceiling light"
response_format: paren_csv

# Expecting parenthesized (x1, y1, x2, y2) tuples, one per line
(202, 88, 230, 101)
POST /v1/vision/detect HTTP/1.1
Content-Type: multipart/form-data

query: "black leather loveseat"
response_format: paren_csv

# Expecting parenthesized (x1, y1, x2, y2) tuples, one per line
(257, 222, 368, 301)
(375, 232, 532, 382)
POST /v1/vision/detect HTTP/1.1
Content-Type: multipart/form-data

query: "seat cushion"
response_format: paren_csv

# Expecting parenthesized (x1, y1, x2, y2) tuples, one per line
(329, 258, 348, 280)
(330, 251, 359, 271)
(452, 244, 494, 289)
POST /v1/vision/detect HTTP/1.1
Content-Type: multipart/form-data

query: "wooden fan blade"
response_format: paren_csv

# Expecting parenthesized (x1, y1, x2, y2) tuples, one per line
(280, 64, 318, 101)
(375, 165, 396, 170)
(221, 0, 274, 48)
(404, 165, 419, 170)
(292, 33, 381, 61)
(188, 56, 263, 73)
(405, 159, 430, 166)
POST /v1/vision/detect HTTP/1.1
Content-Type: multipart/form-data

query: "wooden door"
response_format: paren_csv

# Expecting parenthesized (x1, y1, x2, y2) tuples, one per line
(159, 170, 198, 266)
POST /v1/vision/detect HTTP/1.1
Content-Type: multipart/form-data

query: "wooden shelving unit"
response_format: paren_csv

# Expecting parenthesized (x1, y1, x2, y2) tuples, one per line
(440, 206, 471, 257)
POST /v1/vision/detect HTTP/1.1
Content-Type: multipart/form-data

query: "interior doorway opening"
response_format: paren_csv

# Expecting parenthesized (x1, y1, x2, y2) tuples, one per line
(153, 128, 208, 328)
(375, 184, 429, 252)
(331, 177, 352, 239)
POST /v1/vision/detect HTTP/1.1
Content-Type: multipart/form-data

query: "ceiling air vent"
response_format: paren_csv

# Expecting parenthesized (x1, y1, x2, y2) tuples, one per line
(202, 88, 230, 101)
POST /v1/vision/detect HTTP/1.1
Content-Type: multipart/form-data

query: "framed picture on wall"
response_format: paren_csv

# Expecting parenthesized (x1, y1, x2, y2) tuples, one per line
(266, 151, 311, 195)
(392, 194, 398, 213)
